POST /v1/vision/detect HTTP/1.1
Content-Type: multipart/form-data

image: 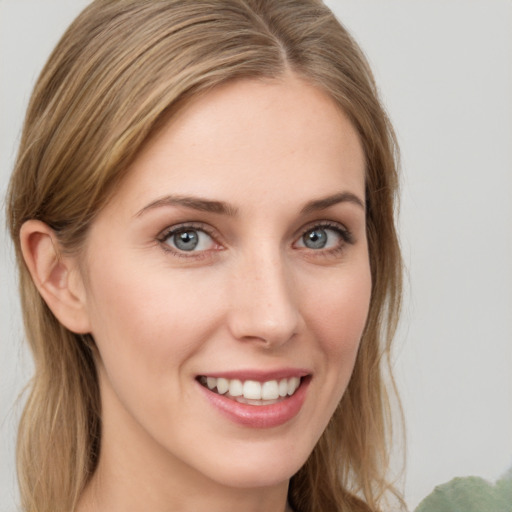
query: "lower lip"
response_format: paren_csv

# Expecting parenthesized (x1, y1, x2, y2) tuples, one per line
(198, 377, 310, 429)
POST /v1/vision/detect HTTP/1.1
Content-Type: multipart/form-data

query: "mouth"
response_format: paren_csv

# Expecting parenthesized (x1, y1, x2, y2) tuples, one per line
(196, 369, 311, 428)
(197, 375, 303, 406)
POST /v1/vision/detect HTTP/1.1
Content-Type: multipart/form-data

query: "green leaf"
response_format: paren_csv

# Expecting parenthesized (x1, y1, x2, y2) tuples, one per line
(495, 468, 512, 511)
(415, 469, 512, 512)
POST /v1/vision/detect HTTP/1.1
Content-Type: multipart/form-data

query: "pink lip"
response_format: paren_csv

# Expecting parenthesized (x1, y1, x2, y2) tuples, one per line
(197, 374, 311, 429)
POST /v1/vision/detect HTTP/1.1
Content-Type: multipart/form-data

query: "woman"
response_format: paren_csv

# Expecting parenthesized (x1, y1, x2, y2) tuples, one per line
(6, 1, 403, 511)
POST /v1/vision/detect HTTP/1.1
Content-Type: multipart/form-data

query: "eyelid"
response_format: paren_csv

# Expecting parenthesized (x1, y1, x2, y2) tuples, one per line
(158, 221, 215, 240)
(294, 220, 354, 245)
(157, 222, 223, 257)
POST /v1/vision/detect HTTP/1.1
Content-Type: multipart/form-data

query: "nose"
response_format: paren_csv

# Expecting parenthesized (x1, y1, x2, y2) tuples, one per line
(227, 251, 301, 348)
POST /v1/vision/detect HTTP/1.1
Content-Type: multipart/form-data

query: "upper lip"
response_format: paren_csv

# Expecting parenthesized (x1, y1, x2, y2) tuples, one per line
(197, 368, 311, 382)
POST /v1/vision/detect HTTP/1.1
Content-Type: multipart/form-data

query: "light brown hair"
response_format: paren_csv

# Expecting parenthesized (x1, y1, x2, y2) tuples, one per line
(7, 1, 404, 510)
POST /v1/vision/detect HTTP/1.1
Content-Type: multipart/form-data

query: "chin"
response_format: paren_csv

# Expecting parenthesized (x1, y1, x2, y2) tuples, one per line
(206, 456, 304, 490)
(192, 431, 316, 490)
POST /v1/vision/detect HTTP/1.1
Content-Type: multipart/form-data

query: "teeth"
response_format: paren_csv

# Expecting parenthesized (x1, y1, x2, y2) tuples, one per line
(261, 380, 279, 400)
(217, 377, 229, 395)
(201, 376, 302, 401)
(243, 380, 261, 399)
(288, 376, 300, 396)
(278, 379, 288, 397)
(229, 379, 243, 397)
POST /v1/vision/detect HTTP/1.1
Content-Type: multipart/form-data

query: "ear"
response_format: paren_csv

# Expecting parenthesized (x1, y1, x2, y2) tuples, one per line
(20, 220, 91, 334)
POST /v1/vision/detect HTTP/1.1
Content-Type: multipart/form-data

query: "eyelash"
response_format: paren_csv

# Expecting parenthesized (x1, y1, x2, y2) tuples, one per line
(297, 221, 354, 254)
(157, 222, 221, 259)
(156, 221, 354, 259)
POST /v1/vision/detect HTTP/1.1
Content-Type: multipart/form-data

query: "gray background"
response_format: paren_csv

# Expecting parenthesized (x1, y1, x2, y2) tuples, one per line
(1, 1, 511, 510)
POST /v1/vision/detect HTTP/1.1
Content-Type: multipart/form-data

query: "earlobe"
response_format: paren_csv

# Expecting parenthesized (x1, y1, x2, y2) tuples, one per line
(20, 220, 91, 334)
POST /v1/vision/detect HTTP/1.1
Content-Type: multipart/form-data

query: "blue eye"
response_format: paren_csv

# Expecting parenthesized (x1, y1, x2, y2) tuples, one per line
(303, 228, 329, 249)
(164, 228, 216, 252)
(297, 225, 349, 250)
(173, 230, 199, 251)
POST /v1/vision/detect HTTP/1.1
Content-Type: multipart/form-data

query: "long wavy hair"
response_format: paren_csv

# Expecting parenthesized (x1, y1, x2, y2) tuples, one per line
(6, 1, 404, 511)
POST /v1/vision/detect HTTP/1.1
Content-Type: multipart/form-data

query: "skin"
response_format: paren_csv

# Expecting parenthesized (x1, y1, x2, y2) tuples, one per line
(22, 74, 371, 512)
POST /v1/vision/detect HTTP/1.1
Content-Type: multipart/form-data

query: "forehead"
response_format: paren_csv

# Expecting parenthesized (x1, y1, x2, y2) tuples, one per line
(108, 75, 366, 214)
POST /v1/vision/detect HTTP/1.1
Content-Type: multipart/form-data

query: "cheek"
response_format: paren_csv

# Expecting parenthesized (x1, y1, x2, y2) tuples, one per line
(303, 264, 372, 358)
(82, 256, 228, 439)
(83, 250, 226, 380)
(293, 261, 371, 441)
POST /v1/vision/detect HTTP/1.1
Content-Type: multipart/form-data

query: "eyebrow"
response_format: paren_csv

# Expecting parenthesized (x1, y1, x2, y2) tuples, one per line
(135, 190, 365, 218)
(300, 192, 365, 214)
(135, 195, 239, 218)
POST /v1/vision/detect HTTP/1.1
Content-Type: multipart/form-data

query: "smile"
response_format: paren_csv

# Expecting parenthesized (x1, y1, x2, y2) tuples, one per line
(197, 372, 311, 428)
(198, 376, 301, 405)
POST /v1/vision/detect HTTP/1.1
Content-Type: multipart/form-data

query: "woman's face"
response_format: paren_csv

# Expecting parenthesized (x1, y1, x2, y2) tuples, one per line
(79, 76, 371, 492)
